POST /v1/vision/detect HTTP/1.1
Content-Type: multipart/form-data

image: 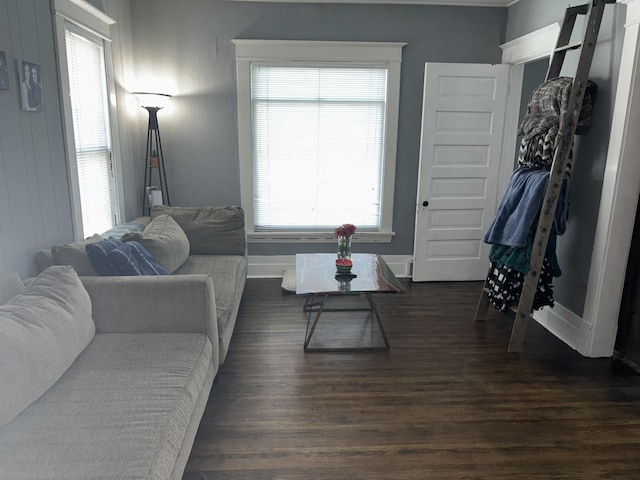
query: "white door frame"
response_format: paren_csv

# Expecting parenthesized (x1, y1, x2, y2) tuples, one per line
(500, 0, 640, 357)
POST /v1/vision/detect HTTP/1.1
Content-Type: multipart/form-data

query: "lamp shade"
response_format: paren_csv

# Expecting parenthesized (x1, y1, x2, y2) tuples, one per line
(133, 92, 172, 109)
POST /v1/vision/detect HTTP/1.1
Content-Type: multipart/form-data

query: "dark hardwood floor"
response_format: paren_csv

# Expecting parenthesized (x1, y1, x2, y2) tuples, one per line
(184, 278, 640, 479)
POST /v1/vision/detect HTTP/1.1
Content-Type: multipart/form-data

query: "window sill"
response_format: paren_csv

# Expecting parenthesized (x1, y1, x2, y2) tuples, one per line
(248, 231, 395, 243)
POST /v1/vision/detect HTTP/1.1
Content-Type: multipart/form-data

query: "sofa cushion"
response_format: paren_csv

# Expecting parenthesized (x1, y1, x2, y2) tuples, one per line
(151, 205, 246, 256)
(109, 241, 169, 276)
(86, 239, 123, 275)
(122, 215, 190, 274)
(0, 333, 212, 480)
(174, 255, 246, 363)
(0, 266, 95, 429)
(51, 234, 102, 276)
(35, 249, 55, 273)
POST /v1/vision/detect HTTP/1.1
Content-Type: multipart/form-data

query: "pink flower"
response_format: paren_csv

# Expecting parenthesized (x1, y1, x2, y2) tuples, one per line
(334, 223, 357, 238)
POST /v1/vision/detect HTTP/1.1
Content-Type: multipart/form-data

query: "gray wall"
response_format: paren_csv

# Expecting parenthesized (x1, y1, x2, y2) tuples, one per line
(101, 0, 141, 224)
(514, 57, 548, 166)
(519, 58, 548, 131)
(506, 0, 626, 315)
(129, 0, 507, 257)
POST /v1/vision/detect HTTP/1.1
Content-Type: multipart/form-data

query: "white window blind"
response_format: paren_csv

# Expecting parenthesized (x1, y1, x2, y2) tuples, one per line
(251, 65, 388, 232)
(65, 26, 114, 236)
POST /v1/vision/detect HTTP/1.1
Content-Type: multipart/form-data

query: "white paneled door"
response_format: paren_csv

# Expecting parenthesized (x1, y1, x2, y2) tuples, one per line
(413, 63, 511, 282)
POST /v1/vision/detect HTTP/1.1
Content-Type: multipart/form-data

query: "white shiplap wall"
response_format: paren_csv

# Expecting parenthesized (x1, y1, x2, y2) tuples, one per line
(0, 0, 73, 278)
(0, 0, 136, 278)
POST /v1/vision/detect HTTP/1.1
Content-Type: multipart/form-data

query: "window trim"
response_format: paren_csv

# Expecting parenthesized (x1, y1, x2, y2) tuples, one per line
(232, 39, 405, 242)
(53, 0, 124, 239)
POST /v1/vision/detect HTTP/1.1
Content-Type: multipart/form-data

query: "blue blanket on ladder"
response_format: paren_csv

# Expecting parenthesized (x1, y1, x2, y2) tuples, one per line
(484, 167, 568, 248)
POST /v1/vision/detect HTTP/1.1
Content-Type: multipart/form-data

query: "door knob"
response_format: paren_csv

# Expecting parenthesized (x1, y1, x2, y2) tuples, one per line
(422, 200, 429, 207)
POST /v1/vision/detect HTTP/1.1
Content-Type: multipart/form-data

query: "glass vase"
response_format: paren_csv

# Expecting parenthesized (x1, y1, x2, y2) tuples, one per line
(337, 235, 352, 259)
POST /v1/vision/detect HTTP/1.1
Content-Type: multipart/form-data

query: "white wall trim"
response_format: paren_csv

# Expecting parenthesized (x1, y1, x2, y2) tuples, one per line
(621, 0, 640, 27)
(533, 302, 592, 355)
(580, 0, 640, 357)
(53, 1, 124, 239)
(500, 23, 559, 65)
(232, 39, 406, 62)
(248, 231, 395, 243)
(248, 254, 413, 278)
(232, 39, 405, 239)
(53, 0, 115, 40)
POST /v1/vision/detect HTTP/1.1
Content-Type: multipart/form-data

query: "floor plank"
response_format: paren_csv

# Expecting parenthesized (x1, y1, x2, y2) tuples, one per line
(184, 279, 640, 479)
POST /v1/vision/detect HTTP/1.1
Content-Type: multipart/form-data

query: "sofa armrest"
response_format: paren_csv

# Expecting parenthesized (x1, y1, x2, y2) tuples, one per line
(80, 275, 219, 369)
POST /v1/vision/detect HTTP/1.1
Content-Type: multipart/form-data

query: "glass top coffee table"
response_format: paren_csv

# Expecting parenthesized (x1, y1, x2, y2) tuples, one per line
(296, 253, 405, 352)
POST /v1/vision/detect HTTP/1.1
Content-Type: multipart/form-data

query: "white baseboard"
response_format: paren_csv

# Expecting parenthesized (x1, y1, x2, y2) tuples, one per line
(533, 302, 597, 357)
(247, 254, 413, 278)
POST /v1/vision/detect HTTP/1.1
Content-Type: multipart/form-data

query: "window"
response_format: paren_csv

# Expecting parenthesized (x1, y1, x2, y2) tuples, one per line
(233, 40, 405, 242)
(54, 0, 122, 239)
(65, 26, 114, 236)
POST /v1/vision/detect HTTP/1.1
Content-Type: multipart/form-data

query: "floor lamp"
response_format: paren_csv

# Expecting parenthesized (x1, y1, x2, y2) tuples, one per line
(134, 92, 172, 215)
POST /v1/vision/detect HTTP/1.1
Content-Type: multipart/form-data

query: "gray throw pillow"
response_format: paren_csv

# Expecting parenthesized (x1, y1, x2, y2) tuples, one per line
(151, 205, 246, 255)
(51, 234, 103, 276)
(122, 214, 190, 274)
(0, 265, 95, 428)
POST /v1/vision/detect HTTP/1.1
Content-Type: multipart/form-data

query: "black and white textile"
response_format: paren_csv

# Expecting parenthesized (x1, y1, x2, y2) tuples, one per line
(518, 76, 597, 144)
(486, 256, 556, 313)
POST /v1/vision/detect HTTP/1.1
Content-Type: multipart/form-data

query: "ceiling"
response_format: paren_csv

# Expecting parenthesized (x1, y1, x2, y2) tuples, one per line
(229, 0, 520, 6)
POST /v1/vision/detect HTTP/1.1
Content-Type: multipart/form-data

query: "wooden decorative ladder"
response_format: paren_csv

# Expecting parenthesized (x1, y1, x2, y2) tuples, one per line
(474, 0, 617, 352)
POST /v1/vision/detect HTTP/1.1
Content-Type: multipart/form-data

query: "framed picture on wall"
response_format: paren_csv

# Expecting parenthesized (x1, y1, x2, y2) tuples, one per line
(0, 52, 8, 90)
(19, 60, 44, 111)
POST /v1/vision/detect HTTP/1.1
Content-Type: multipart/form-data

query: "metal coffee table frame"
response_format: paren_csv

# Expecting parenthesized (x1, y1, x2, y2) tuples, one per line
(296, 253, 404, 352)
(303, 293, 390, 352)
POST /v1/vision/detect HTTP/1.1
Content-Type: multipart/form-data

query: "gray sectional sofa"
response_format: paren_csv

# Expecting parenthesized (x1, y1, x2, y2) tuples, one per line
(35, 205, 248, 366)
(0, 266, 218, 479)
(0, 206, 248, 479)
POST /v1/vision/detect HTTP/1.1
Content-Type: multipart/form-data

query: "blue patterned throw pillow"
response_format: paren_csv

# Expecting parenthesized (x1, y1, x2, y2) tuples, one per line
(85, 239, 123, 276)
(108, 241, 168, 276)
